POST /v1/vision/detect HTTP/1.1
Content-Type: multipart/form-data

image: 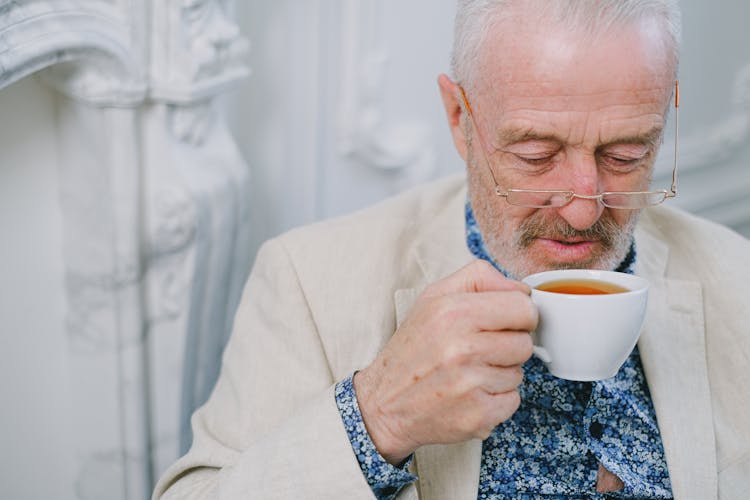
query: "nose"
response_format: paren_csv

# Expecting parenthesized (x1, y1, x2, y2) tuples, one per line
(556, 195, 605, 230)
(554, 155, 605, 230)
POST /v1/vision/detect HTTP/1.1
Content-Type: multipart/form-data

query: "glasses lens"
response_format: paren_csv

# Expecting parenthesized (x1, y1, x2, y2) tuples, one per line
(506, 190, 573, 208)
(601, 191, 668, 209)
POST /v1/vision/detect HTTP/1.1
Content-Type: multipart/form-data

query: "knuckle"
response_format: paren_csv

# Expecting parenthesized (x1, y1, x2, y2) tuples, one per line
(527, 300, 539, 329)
(493, 391, 521, 424)
(511, 292, 538, 330)
(470, 401, 495, 438)
(506, 390, 522, 414)
(517, 333, 534, 360)
(442, 338, 473, 367)
(456, 408, 482, 437)
(470, 259, 494, 274)
(509, 365, 525, 387)
(468, 260, 503, 289)
(426, 296, 459, 328)
(474, 426, 494, 441)
(475, 402, 505, 438)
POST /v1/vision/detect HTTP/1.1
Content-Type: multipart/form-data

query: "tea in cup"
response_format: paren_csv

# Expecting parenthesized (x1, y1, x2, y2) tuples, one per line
(522, 269, 649, 381)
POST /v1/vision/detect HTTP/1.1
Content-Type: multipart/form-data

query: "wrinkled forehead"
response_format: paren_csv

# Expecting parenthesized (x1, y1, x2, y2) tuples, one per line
(471, 8, 675, 112)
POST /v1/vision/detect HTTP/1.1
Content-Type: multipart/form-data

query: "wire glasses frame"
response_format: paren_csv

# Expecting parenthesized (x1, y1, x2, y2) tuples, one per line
(458, 81, 680, 209)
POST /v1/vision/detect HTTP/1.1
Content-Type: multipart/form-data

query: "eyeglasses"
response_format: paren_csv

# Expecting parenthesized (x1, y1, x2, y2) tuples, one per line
(458, 81, 680, 209)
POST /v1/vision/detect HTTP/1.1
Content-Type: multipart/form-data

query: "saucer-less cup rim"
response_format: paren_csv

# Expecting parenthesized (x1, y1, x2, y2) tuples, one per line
(522, 269, 649, 296)
(521, 269, 649, 380)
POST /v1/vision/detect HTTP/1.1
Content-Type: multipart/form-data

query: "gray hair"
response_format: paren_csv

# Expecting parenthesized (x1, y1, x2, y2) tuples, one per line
(451, 0, 682, 90)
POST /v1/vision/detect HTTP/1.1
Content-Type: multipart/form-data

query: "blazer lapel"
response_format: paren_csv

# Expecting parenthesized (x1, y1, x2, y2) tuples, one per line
(394, 287, 482, 500)
(635, 221, 718, 499)
(414, 441, 483, 500)
(393, 181, 481, 499)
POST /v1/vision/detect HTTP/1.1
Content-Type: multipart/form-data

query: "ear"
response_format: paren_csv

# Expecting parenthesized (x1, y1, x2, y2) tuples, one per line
(437, 73, 469, 161)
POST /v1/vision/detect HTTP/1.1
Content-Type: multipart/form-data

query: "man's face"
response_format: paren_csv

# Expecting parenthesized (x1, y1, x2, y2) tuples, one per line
(454, 13, 675, 279)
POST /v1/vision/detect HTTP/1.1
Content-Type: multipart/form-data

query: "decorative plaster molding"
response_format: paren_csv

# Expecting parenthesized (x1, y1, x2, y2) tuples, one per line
(149, 187, 198, 256)
(0, 1, 252, 495)
(337, 1, 435, 180)
(65, 269, 143, 353)
(0, 1, 146, 105)
(0, 0, 250, 108)
(147, 186, 197, 321)
(167, 100, 217, 145)
(651, 62, 750, 234)
(149, 0, 250, 105)
(656, 62, 750, 175)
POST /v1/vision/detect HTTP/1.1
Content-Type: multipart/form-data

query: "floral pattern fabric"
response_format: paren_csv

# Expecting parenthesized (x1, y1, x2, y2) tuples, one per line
(335, 376, 416, 498)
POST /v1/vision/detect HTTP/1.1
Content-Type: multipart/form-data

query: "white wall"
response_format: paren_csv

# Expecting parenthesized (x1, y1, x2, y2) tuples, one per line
(668, 1, 750, 236)
(0, 77, 77, 499)
(223, 0, 462, 255)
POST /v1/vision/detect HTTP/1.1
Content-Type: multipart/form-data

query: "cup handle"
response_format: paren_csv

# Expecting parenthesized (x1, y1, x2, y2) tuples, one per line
(533, 345, 551, 363)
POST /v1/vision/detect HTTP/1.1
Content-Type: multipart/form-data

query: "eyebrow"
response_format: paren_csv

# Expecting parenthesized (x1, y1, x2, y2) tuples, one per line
(495, 127, 560, 146)
(601, 127, 664, 149)
(494, 125, 664, 149)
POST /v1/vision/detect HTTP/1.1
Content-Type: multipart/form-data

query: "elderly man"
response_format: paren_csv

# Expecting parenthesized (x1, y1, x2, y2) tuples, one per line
(155, 0, 750, 498)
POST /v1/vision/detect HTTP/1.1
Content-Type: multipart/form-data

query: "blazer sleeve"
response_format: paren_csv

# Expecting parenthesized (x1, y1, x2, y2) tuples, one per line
(152, 237, 376, 499)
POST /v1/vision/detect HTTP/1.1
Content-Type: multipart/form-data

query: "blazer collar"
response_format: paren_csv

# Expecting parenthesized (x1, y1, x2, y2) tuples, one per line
(412, 179, 474, 285)
(634, 211, 718, 499)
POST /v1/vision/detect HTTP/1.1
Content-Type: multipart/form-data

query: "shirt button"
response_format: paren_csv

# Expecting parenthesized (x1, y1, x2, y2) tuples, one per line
(589, 421, 604, 439)
(380, 486, 398, 496)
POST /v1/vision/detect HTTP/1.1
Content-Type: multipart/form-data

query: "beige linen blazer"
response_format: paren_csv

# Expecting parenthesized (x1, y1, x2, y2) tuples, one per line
(154, 174, 750, 500)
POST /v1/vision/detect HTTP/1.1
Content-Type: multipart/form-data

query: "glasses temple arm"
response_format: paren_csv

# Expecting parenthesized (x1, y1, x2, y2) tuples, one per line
(668, 80, 679, 197)
(458, 85, 506, 195)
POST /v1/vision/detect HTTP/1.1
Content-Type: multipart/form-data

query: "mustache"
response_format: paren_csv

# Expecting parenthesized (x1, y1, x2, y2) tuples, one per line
(517, 213, 624, 248)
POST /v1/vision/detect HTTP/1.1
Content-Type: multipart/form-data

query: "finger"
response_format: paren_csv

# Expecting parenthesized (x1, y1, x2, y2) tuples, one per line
(453, 328, 533, 367)
(473, 390, 522, 439)
(474, 330, 535, 367)
(473, 365, 525, 394)
(444, 290, 538, 333)
(424, 260, 530, 298)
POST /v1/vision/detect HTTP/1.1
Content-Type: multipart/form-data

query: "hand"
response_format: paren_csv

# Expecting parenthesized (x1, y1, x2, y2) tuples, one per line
(354, 260, 537, 464)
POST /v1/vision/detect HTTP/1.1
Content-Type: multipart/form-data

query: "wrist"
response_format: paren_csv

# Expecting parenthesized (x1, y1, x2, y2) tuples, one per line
(353, 369, 415, 465)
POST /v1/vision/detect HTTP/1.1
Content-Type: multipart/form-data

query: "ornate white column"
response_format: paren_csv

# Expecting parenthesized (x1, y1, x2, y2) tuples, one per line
(146, 0, 252, 475)
(0, 0, 250, 497)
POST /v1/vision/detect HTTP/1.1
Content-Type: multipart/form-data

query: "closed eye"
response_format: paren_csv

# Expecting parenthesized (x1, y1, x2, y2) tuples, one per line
(516, 154, 556, 165)
(598, 153, 649, 173)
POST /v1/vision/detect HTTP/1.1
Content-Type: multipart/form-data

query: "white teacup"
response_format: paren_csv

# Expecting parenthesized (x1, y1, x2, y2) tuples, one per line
(522, 269, 649, 381)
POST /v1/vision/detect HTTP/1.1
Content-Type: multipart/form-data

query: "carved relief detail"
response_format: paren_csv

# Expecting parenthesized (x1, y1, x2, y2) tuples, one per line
(167, 100, 216, 145)
(0, 0, 251, 495)
(656, 62, 750, 174)
(149, 187, 198, 256)
(147, 186, 198, 321)
(150, 0, 250, 104)
(337, 1, 435, 183)
(0, 1, 146, 105)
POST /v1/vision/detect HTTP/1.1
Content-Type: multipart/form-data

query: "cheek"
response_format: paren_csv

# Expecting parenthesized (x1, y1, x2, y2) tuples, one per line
(608, 208, 637, 228)
(605, 208, 641, 231)
(488, 207, 540, 242)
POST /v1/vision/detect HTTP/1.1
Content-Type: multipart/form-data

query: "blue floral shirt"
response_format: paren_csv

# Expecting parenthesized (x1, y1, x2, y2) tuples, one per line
(334, 203, 672, 499)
